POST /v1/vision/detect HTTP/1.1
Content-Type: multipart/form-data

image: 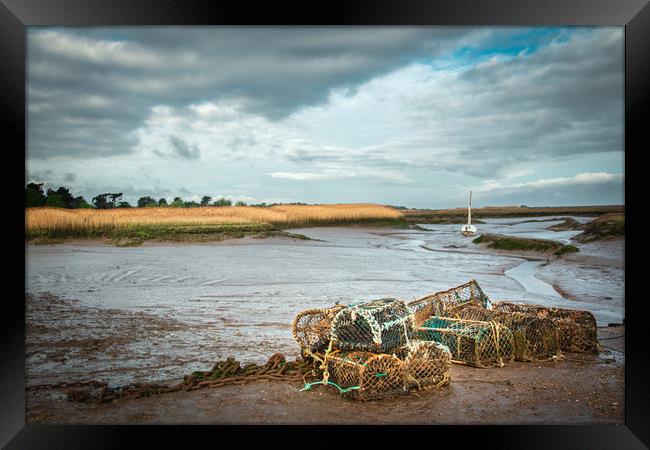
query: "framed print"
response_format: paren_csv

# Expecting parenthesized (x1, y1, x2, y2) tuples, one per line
(3, 0, 649, 447)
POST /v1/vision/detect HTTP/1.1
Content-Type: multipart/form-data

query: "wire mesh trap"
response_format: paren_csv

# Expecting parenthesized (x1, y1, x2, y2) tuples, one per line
(445, 303, 495, 322)
(324, 351, 407, 400)
(417, 316, 514, 368)
(448, 305, 561, 361)
(330, 298, 414, 353)
(396, 340, 452, 390)
(408, 279, 492, 326)
(291, 305, 346, 356)
(315, 340, 451, 400)
(492, 302, 599, 353)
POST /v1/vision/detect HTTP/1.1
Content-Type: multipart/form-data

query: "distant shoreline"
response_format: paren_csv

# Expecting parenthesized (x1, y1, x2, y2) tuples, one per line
(25, 204, 624, 247)
(401, 204, 622, 222)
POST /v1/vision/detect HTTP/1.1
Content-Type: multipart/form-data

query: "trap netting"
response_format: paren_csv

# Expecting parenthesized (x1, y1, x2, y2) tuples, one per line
(395, 340, 452, 390)
(492, 302, 599, 353)
(447, 305, 561, 361)
(330, 298, 414, 353)
(408, 280, 492, 327)
(323, 341, 451, 400)
(417, 316, 514, 368)
(291, 305, 346, 356)
(445, 303, 495, 322)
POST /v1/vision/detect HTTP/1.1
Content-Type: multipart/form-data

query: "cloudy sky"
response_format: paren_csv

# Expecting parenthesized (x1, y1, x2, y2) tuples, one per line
(26, 26, 624, 208)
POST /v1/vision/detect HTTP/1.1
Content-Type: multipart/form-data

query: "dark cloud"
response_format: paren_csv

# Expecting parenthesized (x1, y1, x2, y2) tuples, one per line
(27, 27, 491, 160)
(168, 135, 200, 160)
(280, 28, 623, 179)
(446, 29, 624, 173)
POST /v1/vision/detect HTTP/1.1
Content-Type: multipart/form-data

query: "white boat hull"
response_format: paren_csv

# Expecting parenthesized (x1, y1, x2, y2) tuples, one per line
(461, 224, 476, 236)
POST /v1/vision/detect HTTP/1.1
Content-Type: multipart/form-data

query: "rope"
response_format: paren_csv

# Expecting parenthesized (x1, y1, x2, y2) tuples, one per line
(491, 321, 504, 367)
(300, 339, 364, 395)
(318, 339, 336, 385)
(300, 380, 361, 394)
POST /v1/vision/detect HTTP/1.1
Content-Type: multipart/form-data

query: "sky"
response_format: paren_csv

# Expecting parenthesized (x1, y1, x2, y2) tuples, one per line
(26, 26, 624, 208)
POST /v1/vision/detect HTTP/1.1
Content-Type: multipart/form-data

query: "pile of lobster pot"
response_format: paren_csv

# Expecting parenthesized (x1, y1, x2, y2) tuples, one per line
(291, 279, 600, 401)
(292, 298, 452, 400)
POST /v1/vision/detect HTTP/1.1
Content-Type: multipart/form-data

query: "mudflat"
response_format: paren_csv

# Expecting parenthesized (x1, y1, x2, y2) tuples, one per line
(25, 218, 624, 424)
(26, 325, 623, 425)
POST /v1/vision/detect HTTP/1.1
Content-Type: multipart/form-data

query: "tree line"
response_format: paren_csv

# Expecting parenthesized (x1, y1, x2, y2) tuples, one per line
(24, 183, 260, 209)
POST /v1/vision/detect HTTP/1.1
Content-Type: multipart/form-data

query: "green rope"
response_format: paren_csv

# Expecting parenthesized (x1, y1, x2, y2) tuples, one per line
(300, 380, 361, 394)
(375, 373, 387, 377)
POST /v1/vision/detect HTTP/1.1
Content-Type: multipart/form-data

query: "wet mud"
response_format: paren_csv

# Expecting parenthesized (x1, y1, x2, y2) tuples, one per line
(25, 217, 624, 424)
(26, 326, 624, 424)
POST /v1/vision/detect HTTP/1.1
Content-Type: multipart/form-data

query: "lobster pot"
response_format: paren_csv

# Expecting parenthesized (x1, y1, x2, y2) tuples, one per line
(291, 305, 345, 356)
(450, 305, 562, 361)
(326, 342, 451, 400)
(492, 311, 561, 361)
(408, 280, 491, 326)
(445, 303, 495, 322)
(492, 302, 599, 353)
(327, 351, 407, 400)
(417, 317, 514, 368)
(395, 341, 452, 390)
(330, 299, 414, 353)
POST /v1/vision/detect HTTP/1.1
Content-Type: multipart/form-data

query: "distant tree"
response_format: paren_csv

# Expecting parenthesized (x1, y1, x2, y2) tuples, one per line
(212, 198, 232, 207)
(25, 182, 46, 207)
(117, 201, 132, 208)
(44, 193, 65, 208)
(201, 195, 213, 206)
(235, 201, 247, 207)
(158, 198, 168, 207)
(137, 196, 157, 208)
(72, 196, 92, 209)
(183, 200, 200, 208)
(170, 197, 184, 208)
(92, 193, 111, 209)
(54, 187, 75, 208)
(108, 193, 123, 208)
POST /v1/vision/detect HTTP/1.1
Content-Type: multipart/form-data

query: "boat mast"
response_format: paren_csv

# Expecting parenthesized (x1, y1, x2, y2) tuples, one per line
(467, 191, 472, 225)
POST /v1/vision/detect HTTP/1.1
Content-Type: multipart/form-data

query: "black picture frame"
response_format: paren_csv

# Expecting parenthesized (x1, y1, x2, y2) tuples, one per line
(3, 0, 648, 448)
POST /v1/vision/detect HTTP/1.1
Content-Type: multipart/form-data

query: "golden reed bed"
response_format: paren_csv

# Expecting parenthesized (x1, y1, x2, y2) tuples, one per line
(26, 204, 403, 235)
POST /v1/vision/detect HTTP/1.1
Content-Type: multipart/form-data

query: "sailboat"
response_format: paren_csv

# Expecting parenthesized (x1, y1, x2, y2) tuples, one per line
(460, 191, 477, 237)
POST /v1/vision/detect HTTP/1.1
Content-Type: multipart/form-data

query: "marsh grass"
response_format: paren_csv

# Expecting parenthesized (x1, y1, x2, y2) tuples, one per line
(473, 233, 579, 256)
(573, 213, 624, 242)
(554, 244, 579, 256)
(25, 204, 404, 243)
